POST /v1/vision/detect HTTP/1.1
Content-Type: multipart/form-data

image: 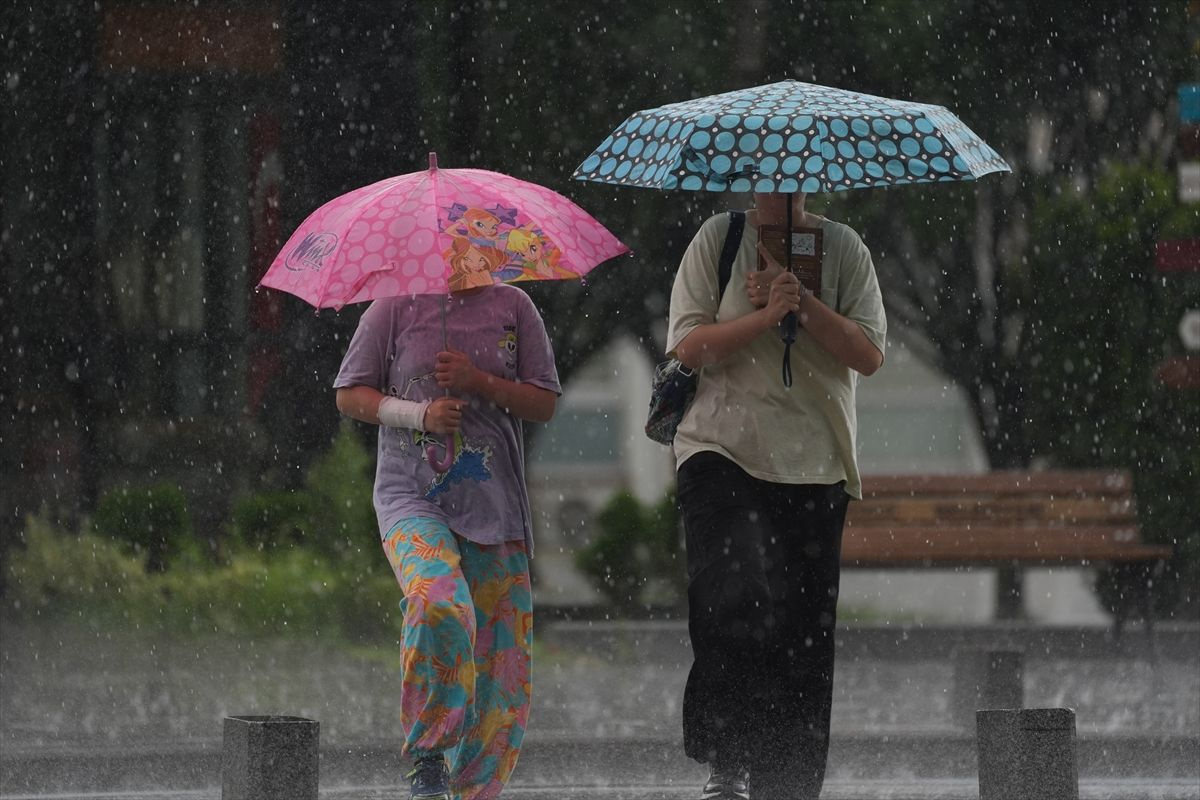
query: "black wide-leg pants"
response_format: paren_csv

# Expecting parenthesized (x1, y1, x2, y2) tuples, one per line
(677, 451, 850, 800)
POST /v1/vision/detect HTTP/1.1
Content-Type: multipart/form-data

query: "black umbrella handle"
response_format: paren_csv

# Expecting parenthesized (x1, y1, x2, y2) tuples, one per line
(780, 313, 796, 387)
(780, 311, 798, 343)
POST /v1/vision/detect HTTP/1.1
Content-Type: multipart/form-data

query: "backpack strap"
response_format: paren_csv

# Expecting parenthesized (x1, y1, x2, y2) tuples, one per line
(717, 210, 745, 300)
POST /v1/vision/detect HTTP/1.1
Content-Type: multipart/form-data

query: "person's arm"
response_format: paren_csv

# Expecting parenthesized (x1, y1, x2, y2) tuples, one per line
(336, 385, 387, 425)
(673, 270, 802, 369)
(752, 242, 883, 376)
(435, 350, 557, 423)
(795, 291, 884, 376)
(336, 384, 465, 434)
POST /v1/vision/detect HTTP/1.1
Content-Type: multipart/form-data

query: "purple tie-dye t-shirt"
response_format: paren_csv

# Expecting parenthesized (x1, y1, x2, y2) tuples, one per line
(333, 285, 560, 555)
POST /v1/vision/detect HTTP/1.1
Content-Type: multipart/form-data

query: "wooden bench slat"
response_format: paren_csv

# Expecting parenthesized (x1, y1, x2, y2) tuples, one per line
(841, 524, 1172, 565)
(862, 470, 1133, 497)
(848, 497, 1134, 526)
(842, 550, 1171, 567)
(841, 471, 1167, 629)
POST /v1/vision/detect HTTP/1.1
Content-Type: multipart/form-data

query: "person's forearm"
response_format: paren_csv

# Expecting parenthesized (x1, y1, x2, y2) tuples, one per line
(336, 385, 386, 425)
(674, 308, 777, 369)
(798, 294, 884, 375)
(468, 371, 557, 422)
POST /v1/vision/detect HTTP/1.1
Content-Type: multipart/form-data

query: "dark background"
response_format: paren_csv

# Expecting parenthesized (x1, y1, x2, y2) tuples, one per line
(2, 0, 1197, 614)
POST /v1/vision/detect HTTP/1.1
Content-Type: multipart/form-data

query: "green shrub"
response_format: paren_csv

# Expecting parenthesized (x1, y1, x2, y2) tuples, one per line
(3, 424, 405, 642)
(228, 491, 315, 552)
(575, 489, 685, 613)
(92, 483, 195, 572)
(3, 512, 155, 618)
(226, 421, 377, 562)
(302, 420, 379, 562)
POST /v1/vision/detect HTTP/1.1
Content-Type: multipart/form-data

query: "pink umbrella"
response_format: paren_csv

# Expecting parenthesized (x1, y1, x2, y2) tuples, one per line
(259, 152, 629, 309)
(259, 152, 630, 469)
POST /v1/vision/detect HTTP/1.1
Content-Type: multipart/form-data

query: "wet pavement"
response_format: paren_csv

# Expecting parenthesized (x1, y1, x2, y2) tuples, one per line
(2, 781, 1200, 800)
(1, 619, 1197, 799)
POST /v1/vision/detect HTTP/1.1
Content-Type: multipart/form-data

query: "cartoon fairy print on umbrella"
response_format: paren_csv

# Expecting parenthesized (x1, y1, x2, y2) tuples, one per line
(259, 152, 629, 470)
(440, 202, 576, 289)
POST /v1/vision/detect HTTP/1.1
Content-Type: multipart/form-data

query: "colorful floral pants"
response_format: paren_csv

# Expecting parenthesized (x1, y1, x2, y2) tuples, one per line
(382, 517, 532, 800)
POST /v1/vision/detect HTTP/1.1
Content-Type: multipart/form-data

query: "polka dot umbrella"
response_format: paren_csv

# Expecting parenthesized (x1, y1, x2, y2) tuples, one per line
(573, 79, 1009, 384)
(572, 79, 1010, 193)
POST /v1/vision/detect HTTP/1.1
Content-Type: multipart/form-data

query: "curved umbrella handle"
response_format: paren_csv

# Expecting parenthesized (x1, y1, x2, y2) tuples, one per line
(425, 434, 455, 473)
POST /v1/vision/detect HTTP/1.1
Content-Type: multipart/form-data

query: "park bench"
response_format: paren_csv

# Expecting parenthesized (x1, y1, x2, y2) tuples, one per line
(841, 470, 1173, 634)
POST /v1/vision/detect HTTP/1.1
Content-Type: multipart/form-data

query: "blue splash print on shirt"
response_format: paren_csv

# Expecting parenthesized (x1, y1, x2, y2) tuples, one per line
(426, 445, 492, 499)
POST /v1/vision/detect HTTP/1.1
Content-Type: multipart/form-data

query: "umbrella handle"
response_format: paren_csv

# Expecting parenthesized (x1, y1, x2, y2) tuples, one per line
(779, 311, 797, 384)
(780, 311, 798, 344)
(425, 434, 455, 473)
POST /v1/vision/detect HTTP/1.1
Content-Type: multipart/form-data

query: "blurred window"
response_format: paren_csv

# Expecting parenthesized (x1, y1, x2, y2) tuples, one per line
(94, 79, 258, 418)
(93, 4, 281, 418)
(533, 409, 621, 464)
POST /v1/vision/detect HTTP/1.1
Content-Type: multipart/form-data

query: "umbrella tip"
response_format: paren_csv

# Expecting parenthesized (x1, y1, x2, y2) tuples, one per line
(429, 152, 438, 171)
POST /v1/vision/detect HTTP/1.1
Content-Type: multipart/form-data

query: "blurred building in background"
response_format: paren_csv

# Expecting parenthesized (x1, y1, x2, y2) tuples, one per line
(3, 3, 422, 541)
(529, 328, 1110, 625)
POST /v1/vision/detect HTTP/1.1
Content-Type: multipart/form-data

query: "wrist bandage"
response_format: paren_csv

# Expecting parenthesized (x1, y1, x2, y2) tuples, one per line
(377, 396, 430, 431)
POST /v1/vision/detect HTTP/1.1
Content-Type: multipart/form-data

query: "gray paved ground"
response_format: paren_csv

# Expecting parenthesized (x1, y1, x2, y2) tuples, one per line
(2, 780, 1199, 800)
(2, 620, 1197, 799)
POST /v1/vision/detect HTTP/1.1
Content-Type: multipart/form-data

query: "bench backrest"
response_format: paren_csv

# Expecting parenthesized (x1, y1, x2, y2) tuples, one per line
(842, 470, 1168, 567)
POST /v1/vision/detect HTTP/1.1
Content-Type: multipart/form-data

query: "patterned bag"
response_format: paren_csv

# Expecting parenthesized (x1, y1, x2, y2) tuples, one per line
(645, 211, 745, 445)
(645, 358, 699, 445)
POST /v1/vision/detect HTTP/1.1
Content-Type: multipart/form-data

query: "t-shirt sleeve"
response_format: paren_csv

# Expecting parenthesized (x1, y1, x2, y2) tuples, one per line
(515, 292, 562, 395)
(333, 299, 392, 390)
(836, 229, 887, 360)
(665, 214, 726, 357)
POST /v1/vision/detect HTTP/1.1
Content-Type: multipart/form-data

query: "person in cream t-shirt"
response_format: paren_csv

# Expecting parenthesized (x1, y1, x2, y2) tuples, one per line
(666, 192, 886, 800)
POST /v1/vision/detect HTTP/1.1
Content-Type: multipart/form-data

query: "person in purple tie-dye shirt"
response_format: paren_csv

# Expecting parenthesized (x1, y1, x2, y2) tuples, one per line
(334, 280, 560, 800)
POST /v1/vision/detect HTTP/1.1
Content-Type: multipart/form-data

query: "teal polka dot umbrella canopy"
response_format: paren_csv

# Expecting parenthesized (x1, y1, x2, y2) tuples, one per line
(573, 79, 1010, 193)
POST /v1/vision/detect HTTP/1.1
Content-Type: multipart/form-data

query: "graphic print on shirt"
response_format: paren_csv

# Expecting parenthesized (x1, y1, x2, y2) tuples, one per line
(423, 431, 494, 499)
(498, 326, 518, 372)
(394, 372, 496, 496)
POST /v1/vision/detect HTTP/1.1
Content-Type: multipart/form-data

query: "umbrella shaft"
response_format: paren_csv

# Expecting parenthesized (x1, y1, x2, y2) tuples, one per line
(781, 193, 797, 342)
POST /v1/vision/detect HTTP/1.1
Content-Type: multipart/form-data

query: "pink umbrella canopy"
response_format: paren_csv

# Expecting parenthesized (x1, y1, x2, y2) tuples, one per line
(259, 153, 629, 309)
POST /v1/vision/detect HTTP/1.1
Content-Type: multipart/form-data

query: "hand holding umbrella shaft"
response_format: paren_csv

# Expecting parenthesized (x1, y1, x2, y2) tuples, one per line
(754, 244, 882, 375)
(436, 349, 557, 423)
(753, 244, 804, 324)
(745, 257, 787, 307)
(436, 349, 479, 394)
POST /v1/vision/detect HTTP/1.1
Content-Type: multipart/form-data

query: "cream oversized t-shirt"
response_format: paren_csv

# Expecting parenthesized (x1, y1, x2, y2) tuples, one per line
(665, 211, 886, 499)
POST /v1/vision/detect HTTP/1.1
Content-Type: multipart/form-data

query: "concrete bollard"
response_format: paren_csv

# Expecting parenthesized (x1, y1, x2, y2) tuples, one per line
(222, 715, 319, 800)
(977, 708, 1078, 800)
(953, 646, 1023, 730)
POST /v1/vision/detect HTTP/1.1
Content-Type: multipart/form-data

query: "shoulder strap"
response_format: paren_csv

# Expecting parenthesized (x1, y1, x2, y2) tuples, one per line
(717, 210, 745, 299)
